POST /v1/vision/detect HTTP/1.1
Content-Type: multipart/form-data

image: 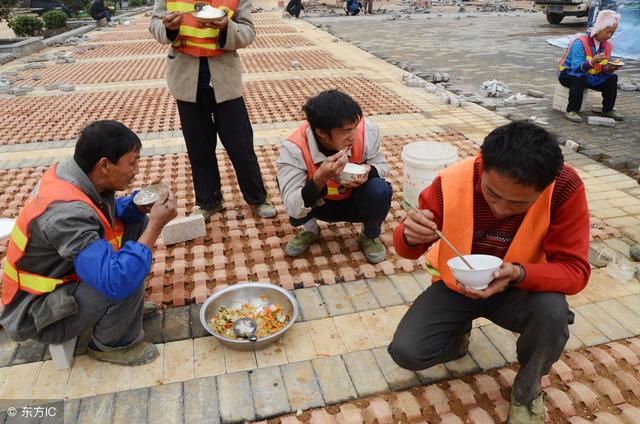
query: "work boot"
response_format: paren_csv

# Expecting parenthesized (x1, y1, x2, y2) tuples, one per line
(254, 200, 277, 218)
(507, 391, 545, 424)
(285, 230, 320, 257)
(190, 202, 223, 223)
(358, 232, 386, 264)
(88, 341, 159, 366)
(143, 301, 158, 320)
(601, 110, 625, 121)
(565, 111, 582, 123)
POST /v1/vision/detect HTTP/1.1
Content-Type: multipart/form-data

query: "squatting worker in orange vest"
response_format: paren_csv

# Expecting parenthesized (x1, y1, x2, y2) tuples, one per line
(149, 0, 276, 222)
(0, 121, 178, 366)
(558, 9, 623, 123)
(277, 90, 392, 264)
(389, 122, 590, 424)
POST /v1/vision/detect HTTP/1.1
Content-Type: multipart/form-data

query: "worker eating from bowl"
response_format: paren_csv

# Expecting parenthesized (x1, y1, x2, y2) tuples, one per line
(277, 90, 392, 264)
(389, 121, 590, 424)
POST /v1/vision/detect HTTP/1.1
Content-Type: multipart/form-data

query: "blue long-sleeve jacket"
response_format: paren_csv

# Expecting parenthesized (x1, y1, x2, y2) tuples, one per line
(561, 36, 613, 86)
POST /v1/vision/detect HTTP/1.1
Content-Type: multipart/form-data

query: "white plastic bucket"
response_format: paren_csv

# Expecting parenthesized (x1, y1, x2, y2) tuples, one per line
(401, 141, 458, 209)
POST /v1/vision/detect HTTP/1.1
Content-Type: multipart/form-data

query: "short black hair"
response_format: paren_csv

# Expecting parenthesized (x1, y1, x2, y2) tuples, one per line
(481, 121, 563, 191)
(302, 90, 363, 133)
(74, 120, 142, 173)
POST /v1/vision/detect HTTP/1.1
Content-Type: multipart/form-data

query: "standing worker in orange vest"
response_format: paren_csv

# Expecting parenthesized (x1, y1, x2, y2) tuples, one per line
(277, 90, 392, 264)
(389, 122, 590, 424)
(149, 0, 276, 221)
(558, 9, 623, 123)
(0, 121, 178, 366)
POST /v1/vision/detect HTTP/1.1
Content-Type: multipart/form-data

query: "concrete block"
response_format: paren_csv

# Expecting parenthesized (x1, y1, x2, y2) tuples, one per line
(367, 276, 404, 307)
(148, 382, 184, 424)
(312, 355, 357, 404)
(44, 83, 60, 90)
(162, 214, 206, 245)
(294, 287, 329, 321)
(318, 284, 355, 316)
(58, 84, 76, 92)
(527, 89, 545, 98)
(250, 367, 290, 419)
(342, 280, 379, 312)
(281, 361, 324, 411)
(620, 84, 638, 92)
(587, 116, 616, 127)
(218, 372, 255, 422)
(342, 350, 389, 396)
(290, 60, 300, 69)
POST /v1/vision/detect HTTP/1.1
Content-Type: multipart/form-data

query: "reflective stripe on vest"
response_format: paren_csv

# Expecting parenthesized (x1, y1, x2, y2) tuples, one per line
(287, 120, 366, 201)
(424, 157, 554, 293)
(558, 35, 612, 75)
(166, 0, 238, 57)
(1, 165, 124, 305)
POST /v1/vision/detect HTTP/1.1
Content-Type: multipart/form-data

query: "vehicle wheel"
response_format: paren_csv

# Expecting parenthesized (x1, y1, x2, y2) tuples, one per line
(546, 13, 564, 24)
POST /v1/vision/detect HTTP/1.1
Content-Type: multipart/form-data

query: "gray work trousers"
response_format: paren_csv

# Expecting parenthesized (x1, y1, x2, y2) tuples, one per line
(34, 219, 148, 351)
(387, 281, 573, 404)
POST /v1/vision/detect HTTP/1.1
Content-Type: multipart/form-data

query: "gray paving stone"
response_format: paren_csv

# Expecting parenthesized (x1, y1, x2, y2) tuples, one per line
(597, 299, 640, 335)
(184, 376, 220, 424)
(11, 339, 45, 365)
(565, 331, 585, 351)
(342, 350, 389, 396)
(366, 276, 404, 307)
(217, 372, 255, 423)
(371, 346, 420, 391)
(250, 366, 290, 419)
(575, 303, 633, 341)
(190, 303, 210, 339)
(411, 269, 431, 291)
(318, 284, 355, 316)
(468, 327, 506, 370)
(388, 274, 424, 303)
(480, 324, 518, 364)
(0, 332, 18, 367)
(280, 361, 324, 411)
(416, 363, 450, 384)
(77, 394, 115, 423)
(162, 306, 191, 342)
(444, 354, 480, 378)
(113, 388, 148, 424)
(342, 280, 380, 312)
(63, 399, 81, 424)
(570, 309, 610, 346)
(312, 355, 357, 405)
(148, 382, 184, 424)
(143, 310, 164, 344)
(295, 287, 330, 321)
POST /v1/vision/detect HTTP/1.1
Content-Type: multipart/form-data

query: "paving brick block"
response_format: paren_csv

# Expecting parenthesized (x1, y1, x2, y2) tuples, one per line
(77, 394, 115, 423)
(332, 314, 374, 352)
(588, 347, 617, 369)
(480, 325, 518, 363)
(295, 288, 329, 321)
(162, 305, 191, 342)
(388, 274, 423, 302)
(564, 351, 597, 376)
(497, 368, 516, 388)
(250, 366, 290, 419)
(422, 384, 450, 415)
(468, 407, 494, 424)
(336, 404, 364, 424)
(183, 377, 220, 424)
(576, 304, 632, 341)
(416, 363, 449, 385)
(142, 311, 163, 344)
(550, 359, 574, 383)
(568, 417, 592, 424)
(449, 379, 476, 406)
(371, 347, 420, 391)
(444, 354, 479, 378)
(567, 381, 599, 409)
(148, 382, 184, 424)
(318, 284, 355, 316)
(162, 214, 206, 245)
(364, 398, 393, 424)
(342, 350, 389, 397)
(493, 398, 510, 423)
(474, 374, 503, 402)
(592, 377, 625, 405)
(439, 412, 464, 424)
(64, 398, 81, 424)
(190, 303, 210, 339)
(391, 391, 423, 422)
(593, 411, 625, 423)
(310, 409, 337, 424)
(312, 356, 357, 405)
(218, 372, 255, 423)
(343, 280, 380, 312)
(113, 388, 148, 424)
(616, 370, 640, 398)
(281, 361, 324, 411)
(280, 416, 302, 424)
(587, 116, 616, 127)
(366, 276, 404, 307)
(469, 327, 506, 370)
(619, 403, 640, 424)
(544, 387, 576, 417)
(11, 339, 46, 365)
(608, 342, 640, 365)
(571, 310, 610, 346)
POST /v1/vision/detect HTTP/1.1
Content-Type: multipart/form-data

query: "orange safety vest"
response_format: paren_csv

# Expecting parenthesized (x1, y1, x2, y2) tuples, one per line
(1, 166, 124, 305)
(558, 35, 613, 75)
(287, 120, 366, 201)
(167, 0, 238, 57)
(424, 157, 555, 293)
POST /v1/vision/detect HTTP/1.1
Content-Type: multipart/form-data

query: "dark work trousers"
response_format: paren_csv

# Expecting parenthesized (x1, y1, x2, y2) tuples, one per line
(558, 69, 618, 113)
(388, 281, 574, 405)
(176, 89, 267, 209)
(290, 177, 392, 238)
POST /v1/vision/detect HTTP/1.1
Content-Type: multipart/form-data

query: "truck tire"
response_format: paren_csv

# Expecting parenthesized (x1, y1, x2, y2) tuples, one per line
(547, 13, 564, 24)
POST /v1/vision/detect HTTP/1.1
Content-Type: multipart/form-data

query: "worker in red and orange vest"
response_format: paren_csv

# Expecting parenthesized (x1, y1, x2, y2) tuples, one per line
(558, 9, 623, 123)
(390, 122, 590, 424)
(0, 121, 177, 367)
(277, 90, 392, 264)
(149, 0, 276, 222)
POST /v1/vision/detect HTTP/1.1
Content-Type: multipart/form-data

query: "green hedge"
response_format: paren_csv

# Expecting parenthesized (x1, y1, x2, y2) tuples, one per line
(42, 9, 68, 29)
(8, 16, 44, 37)
(128, 0, 148, 6)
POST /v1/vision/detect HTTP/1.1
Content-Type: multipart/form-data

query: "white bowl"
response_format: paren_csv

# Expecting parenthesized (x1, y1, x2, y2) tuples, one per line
(0, 218, 15, 240)
(337, 163, 367, 184)
(193, 6, 226, 22)
(447, 254, 503, 290)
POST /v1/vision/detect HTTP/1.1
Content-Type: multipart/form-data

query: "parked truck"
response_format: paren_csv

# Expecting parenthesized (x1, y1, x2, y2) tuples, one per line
(534, 0, 591, 24)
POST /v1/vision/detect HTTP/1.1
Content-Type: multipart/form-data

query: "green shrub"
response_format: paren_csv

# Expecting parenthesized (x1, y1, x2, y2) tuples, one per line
(128, 0, 147, 7)
(42, 9, 67, 29)
(0, 0, 20, 23)
(60, 0, 89, 17)
(8, 15, 44, 37)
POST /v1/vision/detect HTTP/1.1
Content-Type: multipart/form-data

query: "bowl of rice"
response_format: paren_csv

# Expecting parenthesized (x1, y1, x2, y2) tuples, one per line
(199, 282, 299, 350)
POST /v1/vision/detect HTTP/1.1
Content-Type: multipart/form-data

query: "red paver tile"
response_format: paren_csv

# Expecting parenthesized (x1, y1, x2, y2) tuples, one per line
(565, 351, 597, 376)
(467, 407, 494, 424)
(616, 370, 640, 398)
(248, 34, 313, 49)
(550, 359, 574, 383)
(608, 342, 640, 366)
(449, 380, 476, 407)
(593, 412, 625, 423)
(364, 398, 393, 424)
(591, 377, 625, 405)
(619, 403, 640, 423)
(544, 387, 576, 417)
(492, 398, 510, 423)
(421, 385, 450, 415)
(439, 413, 464, 424)
(567, 381, 599, 409)
(497, 369, 516, 388)
(310, 409, 337, 424)
(474, 375, 504, 402)
(336, 404, 363, 424)
(391, 392, 422, 422)
(588, 347, 618, 369)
